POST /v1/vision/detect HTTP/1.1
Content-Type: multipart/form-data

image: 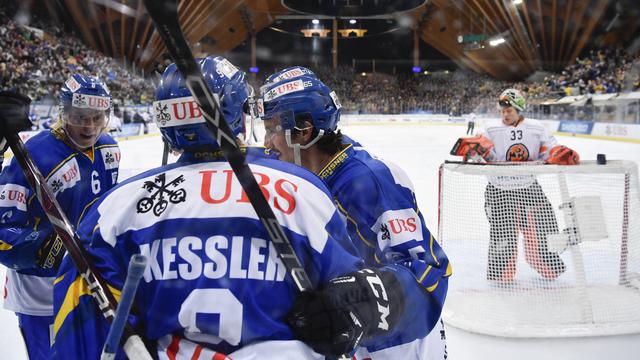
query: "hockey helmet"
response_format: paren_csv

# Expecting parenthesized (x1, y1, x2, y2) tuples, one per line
(154, 56, 250, 152)
(260, 75, 341, 132)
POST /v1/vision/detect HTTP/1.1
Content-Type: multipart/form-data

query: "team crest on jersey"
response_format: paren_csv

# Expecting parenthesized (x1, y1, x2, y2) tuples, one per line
(100, 147, 121, 170)
(506, 143, 529, 161)
(137, 173, 187, 217)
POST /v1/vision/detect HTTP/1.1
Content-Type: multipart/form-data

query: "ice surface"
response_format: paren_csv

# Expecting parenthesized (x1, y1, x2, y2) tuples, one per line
(1, 124, 639, 359)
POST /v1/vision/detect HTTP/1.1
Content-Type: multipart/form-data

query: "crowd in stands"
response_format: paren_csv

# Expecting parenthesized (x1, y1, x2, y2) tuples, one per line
(526, 48, 640, 100)
(0, 10, 155, 106)
(1, 4, 639, 118)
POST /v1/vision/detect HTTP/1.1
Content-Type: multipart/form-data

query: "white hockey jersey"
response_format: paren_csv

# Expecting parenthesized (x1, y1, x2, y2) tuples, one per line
(480, 118, 558, 190)
(481, 117, 558, 162)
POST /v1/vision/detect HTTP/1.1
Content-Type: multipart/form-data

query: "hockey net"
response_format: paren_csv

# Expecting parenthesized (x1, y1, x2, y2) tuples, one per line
(438, 160, 640, 337)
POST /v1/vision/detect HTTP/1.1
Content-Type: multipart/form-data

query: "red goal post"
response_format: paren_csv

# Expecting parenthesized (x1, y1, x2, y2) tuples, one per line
(437, 160, 640, 337)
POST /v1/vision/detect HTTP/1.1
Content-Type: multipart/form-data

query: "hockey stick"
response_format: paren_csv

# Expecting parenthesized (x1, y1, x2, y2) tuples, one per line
(161, 138, 169, 165)
(444, 160, 547, 166)
(143, 0, 312, 292)
(0, 93, 153, 360)
(101, 254, 148, 360)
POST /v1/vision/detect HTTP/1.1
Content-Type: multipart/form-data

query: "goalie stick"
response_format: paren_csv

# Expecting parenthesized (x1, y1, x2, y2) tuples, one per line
(142, 0, 312, 293)
(101, 254, 148, 360)
(0, 92, 153, 360)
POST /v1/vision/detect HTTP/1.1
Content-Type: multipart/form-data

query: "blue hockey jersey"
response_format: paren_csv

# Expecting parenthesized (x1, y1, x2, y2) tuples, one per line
(52, 147, 375, 359)
(0, 128, 120, 316)
(318, 135, 452, 353)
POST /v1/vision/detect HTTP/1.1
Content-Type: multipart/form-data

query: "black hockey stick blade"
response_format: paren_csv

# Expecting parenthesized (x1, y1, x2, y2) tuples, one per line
(143, 0, 313, 292)
(0, 109, 152, 359)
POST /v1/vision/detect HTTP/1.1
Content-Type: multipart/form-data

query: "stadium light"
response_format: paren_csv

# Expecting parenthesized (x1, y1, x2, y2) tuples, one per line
(513, 0, 523, 4)
(423, 70, 429, 75)
(361, 72, 366, 76)
(349, 19, 357, 24)
(489, 37, 506, 46)
(312, 19, 320, 24)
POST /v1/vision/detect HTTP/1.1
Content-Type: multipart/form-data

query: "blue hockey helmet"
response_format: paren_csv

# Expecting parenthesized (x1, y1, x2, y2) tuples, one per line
(264, 66, 317, 85)
(58, 74, 112, 116)
(260, 75, 341, 132)
(154, 56, 250, 151)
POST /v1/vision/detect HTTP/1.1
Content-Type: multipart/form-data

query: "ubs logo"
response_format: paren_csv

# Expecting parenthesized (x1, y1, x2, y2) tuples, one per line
(506, 143, 529, 161)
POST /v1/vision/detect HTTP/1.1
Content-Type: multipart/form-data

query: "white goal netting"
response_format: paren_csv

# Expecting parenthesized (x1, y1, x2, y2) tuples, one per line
(438, 160, 640, 337)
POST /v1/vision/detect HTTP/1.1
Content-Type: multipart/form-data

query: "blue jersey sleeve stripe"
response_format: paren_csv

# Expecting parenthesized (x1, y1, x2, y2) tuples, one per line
(335, 200, 376, 249)
(54, 275, 122, 337)
(427, 233, 441, 267)
(54, 275, 93, 336)
(95, 144, 118, 150)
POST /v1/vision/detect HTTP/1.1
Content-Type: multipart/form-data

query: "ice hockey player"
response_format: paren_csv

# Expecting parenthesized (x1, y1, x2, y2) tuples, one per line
(51, 56, 412, 359)
(0, 74, 119, 359)
(451, 88, 580, 282)
(261, 69, 451, 360)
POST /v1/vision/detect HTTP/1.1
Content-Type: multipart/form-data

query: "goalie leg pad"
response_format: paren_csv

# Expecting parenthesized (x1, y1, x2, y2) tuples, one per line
(485, 185, 519, 281)
(521, 183, 566, 279)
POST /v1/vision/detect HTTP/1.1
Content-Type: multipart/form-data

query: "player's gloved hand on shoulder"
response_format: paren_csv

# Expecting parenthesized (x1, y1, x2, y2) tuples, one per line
(287, 267, 404, 357)
(0, 91, 32, 155)
(547, 145, 579, 165)
(450, 135, 494, 162)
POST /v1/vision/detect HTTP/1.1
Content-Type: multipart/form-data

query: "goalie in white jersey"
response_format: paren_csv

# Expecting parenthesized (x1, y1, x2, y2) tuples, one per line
(452, 88, 580, 282)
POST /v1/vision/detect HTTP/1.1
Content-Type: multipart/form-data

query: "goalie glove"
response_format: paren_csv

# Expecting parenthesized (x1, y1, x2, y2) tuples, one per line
(547, 145, 579, 165)
(450, 135, 494, 162)
(287, 267, 404, 357)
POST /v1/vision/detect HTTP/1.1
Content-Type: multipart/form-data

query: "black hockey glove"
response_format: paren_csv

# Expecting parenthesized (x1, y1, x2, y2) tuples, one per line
(0, 91, 32, 155)
(287, 267, 404, 357)
(36, 232, 65, 270)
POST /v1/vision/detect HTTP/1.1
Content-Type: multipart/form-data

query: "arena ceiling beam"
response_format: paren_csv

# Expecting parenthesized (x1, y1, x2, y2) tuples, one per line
(54, 0, 619, 79)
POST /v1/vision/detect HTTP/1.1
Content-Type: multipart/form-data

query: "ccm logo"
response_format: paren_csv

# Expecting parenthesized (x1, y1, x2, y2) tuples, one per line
(387, 217, 417, 233)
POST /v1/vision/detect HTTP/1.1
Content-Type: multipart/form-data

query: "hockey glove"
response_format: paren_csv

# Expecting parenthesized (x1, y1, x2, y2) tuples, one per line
(450, 135, 494, 162)
(547, 145, 579, 165)
(0, 91, 32, 155)
(36, 232, 65, 270)
(287, 267, 404, 357)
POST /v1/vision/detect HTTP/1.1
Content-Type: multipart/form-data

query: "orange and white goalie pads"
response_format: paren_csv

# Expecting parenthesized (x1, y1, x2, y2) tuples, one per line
(450, 135, 494, 162)
(546, 145, 579, 165)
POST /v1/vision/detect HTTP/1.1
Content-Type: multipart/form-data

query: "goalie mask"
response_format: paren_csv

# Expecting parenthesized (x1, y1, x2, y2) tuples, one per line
(260, 75, 341, 165)
(58, 74, 112, 149)
(498, 88, 526, 112)
(154, 56, 251, 152)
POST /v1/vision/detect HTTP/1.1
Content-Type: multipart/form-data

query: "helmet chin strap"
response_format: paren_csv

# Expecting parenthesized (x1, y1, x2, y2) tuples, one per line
(62, 123, 104, 151)
(284, 128, 325, 166)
